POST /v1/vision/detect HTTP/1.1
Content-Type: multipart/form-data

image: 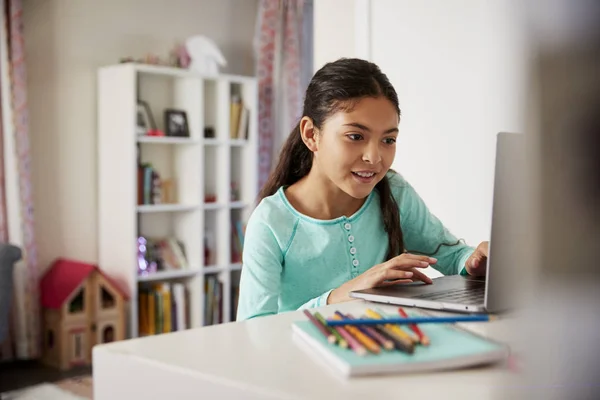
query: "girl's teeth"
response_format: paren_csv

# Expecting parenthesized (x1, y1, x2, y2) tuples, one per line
(355, 172, 374, 178)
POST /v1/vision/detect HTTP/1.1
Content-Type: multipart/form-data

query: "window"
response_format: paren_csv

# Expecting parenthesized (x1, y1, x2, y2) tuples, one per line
(47, 330, 54, 349)
(102, 325, 115, 343)
(101, 286, 115, 309)
(69, 288, 85, 313)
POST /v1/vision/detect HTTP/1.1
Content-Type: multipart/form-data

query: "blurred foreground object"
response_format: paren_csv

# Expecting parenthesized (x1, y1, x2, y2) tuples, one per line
(509, 0, 600, 399)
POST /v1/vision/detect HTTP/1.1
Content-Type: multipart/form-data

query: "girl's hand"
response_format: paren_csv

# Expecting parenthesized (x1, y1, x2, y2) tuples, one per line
(327, 253, 437, 304)
(465, 241, 489, 276)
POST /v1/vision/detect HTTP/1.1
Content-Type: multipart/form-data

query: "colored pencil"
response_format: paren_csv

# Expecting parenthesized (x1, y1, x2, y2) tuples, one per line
(399, 307, 430, 346)
(370, 321, 415, 354)
(375, 308, 419, 344)
(303, 310, 335, 344)
(333, 313, 381, 354)
(365, 309, 416, 345)
(314, 312, 348, 349)
(345, 312, 394, 351)
(331, 322, 367, 356)
(326, 314, 495, 326)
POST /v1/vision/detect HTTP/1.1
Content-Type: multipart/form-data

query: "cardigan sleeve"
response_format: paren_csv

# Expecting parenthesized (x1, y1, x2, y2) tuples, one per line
(235, 215, 284, 320)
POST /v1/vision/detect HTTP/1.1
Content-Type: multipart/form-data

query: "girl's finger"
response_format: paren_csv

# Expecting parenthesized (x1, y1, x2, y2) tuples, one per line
(382, 269, 414, 282)
(379, 279, 413, 286)
(392, 253, 437, 264)
(401, 253, 438, 264)
(385, 256, 431, 270)
(409, 268, 433, 284)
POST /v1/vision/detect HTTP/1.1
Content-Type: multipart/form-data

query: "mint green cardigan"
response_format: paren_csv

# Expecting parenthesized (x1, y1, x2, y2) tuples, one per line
(236, 172, 474, 321)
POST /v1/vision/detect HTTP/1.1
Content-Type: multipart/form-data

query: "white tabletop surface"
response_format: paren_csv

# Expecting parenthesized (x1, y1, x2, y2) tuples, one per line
(93, 300, 525, 400)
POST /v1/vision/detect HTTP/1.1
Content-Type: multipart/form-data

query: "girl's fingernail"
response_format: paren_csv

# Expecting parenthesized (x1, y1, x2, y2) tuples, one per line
(420, 261, 429, 266)
(429, 257, 437, 263)
(405, 272, 413, 278)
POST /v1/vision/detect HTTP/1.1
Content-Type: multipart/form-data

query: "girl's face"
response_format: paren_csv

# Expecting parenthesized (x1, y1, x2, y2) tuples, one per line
(305, 96, 399, 199)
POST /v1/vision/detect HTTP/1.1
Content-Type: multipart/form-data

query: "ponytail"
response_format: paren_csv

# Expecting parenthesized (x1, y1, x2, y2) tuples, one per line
(375, 174, 404, 260)
(259, 122, 313, 201)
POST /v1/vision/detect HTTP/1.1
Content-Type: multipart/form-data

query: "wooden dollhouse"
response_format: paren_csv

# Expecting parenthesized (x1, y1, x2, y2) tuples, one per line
(40, 258, 128, 370)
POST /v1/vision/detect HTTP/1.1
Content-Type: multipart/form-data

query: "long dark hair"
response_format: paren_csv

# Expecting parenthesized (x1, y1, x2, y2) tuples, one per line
(259, 58, 404, 260)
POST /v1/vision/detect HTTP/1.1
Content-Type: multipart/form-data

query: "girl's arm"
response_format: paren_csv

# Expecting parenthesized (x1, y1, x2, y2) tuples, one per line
(235, 217, 284, 320)
(296, 290, 334, 310)
(397, 180, 475, 276)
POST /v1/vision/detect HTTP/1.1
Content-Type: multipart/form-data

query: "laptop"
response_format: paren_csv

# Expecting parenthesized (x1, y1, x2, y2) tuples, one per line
(350, 132, 528, 314)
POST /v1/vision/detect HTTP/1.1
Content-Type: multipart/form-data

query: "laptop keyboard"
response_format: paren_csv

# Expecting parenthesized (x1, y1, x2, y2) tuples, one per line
(412, 287, 485, 305)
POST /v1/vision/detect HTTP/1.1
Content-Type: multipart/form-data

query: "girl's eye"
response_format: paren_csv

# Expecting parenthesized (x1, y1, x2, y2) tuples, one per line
(347, 133, 363, 141)
(383, 137, 396, 145)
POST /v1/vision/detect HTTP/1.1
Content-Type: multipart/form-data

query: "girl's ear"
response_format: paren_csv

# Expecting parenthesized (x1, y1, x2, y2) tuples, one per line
(299, 116, 318, 152)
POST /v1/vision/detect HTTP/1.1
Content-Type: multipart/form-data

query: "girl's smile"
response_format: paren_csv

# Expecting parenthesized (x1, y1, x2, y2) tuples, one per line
(351, 170, 378, 184)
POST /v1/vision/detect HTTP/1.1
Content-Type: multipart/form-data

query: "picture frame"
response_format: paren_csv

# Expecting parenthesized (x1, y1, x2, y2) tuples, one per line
(136, 100, 156, 136)
(164, 109, 190, 137)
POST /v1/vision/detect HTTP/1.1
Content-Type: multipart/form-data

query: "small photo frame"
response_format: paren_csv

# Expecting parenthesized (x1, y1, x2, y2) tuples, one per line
(136, 100, 156, 136)
(164, 109, 189, 137)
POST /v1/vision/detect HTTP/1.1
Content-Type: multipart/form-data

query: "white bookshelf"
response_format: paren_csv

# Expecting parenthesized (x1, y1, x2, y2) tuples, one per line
(97, 63, 258, 338)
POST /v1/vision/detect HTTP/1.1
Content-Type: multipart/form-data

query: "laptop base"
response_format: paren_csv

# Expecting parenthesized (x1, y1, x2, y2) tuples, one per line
(349, 275, 488, 314)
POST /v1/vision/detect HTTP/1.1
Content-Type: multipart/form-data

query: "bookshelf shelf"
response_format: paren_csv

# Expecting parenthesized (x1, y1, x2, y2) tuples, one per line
(137, 268, 201, 282)
(203, 202, 224, 210)
(229, 201, 247, 209)
(137, 137, 199, 145)
(204, 139, 249, 147)
(98, 63, 258, 339)
(204, 138, 224, 146)
(137, 204, 199, 213)
(202, 202, 247, 210)
(229, 139, 248, 147)
(204, 265, 226, 274)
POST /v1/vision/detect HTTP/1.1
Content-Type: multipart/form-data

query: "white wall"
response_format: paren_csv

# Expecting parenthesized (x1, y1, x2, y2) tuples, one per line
(314, 0, 530, 248)
(313, 0, 356, 71)
(23, 0, 258, 271)
(371, 0, 529, 246)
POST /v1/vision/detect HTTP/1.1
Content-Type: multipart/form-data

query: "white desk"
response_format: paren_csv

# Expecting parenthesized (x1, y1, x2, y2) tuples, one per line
(93, 301, 522, 400)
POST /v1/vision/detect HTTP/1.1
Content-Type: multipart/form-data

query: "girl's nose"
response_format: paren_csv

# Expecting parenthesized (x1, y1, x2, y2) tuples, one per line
(362, 143, 382, 164)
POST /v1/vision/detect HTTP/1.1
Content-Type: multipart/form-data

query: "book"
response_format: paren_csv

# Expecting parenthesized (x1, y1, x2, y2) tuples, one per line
(138, 282, 189, 336)
(292, 318, 509, 377)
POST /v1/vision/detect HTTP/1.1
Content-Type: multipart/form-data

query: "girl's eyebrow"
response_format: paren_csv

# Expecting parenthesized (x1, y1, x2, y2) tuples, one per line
(343, 122, 399, 134)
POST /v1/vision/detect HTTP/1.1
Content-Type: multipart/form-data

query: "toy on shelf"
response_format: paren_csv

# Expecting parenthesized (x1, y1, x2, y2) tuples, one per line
(137, 236, 158, 276)
(185, 35, 227, 76)
(40, 259, 128, 370)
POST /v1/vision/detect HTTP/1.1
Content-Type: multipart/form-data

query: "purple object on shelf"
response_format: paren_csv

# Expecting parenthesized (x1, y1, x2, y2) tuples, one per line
(137, 236, 157, 276)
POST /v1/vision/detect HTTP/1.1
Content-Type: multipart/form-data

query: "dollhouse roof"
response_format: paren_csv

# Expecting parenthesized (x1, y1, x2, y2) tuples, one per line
(40, 258, 128, 309)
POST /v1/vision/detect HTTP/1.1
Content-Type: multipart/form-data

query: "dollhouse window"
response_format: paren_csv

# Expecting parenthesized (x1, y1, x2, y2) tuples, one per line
(100, 286, 115, 309)
(102, 326, 115, 343)
(47, 330, 54, 349)
(69, 288, 85, 313)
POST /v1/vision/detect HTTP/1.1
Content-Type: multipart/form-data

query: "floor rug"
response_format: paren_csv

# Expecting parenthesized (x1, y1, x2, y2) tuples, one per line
(1, 376, 93, 400)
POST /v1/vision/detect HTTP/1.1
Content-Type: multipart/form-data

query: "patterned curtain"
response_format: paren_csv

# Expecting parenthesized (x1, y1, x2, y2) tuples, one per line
(255, 0, 313, 191)
(0, 0, 39, 361)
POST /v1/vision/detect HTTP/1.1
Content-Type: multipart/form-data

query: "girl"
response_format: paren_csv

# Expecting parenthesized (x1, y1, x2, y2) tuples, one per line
(236, 58, 489, 321)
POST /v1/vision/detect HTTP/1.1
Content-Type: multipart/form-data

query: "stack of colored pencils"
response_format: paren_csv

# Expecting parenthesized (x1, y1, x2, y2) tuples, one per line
(303, 307, 493, 356)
